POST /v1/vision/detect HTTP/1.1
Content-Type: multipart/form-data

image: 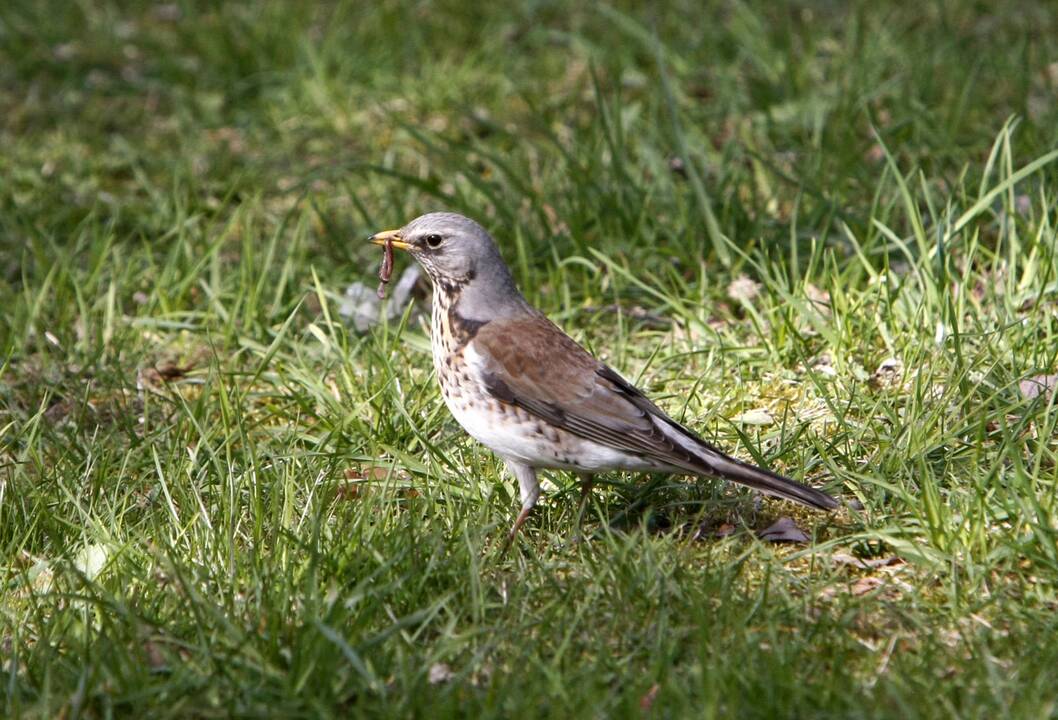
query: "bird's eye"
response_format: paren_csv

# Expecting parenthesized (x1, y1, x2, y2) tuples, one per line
(424, 233, 444, 248)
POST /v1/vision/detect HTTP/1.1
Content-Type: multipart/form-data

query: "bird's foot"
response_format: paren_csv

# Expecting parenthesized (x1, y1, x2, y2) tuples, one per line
(501, 505, 534, 553)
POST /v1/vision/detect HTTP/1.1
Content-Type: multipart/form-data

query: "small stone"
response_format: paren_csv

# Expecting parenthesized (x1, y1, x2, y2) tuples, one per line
(428, 662, 454, 684)
(1019, 374, 1057, 401)
(731, 409, 773, 426)
(727, 275, 761, 302)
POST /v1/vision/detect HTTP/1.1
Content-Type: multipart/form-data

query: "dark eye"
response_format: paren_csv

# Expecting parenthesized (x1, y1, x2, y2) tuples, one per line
(424, 233, 444, 248)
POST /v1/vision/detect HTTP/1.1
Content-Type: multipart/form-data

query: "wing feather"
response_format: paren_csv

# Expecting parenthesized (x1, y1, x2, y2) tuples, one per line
(470, 316, 837, 509)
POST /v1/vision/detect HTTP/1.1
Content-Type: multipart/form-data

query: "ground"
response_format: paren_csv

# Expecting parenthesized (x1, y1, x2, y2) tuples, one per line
(2, 1, 1058, 717)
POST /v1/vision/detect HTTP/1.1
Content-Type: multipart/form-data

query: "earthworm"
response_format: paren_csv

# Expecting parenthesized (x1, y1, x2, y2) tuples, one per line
(376, 236, 394, 299)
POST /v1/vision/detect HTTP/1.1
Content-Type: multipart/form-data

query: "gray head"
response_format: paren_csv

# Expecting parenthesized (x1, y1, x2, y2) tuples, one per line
(369, 212, 530, 317)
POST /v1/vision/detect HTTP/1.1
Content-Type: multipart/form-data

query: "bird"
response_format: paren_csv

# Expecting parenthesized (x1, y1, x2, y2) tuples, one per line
(368, 212, 838, 543)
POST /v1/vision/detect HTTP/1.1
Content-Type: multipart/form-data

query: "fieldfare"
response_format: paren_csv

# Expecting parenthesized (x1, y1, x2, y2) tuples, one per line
(369, 212, 838, 542)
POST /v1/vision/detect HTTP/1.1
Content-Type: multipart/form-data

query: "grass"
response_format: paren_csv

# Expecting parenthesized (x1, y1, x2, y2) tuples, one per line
(2, 0, 1058, 716)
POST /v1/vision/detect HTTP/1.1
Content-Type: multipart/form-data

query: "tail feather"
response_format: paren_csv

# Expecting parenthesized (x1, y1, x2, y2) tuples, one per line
(593, 365, 838, 509)
(651, 415, 838, 510)
(702, 451, 838, 510)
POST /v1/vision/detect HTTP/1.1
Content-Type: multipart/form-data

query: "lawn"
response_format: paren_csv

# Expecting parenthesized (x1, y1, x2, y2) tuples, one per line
(2, 1, 1058, 717)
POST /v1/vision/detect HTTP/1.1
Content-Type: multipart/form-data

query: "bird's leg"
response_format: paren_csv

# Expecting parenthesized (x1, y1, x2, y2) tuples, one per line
(503, 460, 540, 548)
(573, 473, 595, 543)
(579, 473, 595, 501)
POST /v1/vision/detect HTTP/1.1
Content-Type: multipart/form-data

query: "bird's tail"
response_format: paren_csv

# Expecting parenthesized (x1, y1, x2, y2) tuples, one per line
(595, 365, 838, 509)
(698, 449, 838, 510)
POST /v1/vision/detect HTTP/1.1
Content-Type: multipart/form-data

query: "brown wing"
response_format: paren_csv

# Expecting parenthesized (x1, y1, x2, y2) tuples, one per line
(471, 315, 838, 510)
(471, 316, 695, 467)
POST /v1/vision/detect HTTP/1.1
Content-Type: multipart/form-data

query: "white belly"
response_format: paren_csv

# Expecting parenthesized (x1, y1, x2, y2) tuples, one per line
(445, 394, 634, 470)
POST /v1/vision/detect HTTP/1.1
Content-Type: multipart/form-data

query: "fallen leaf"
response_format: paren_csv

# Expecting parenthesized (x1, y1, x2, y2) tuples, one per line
(831, 552, 864, 567)
(138, 361, 194, 389)
(1019, 374, 1057, 401)
(154, 362, 190, 380)
(816, 585, 839, 601)
(44, 399, 74, 424)
(334, 483, 361, 501)
(344, 466, 394, 481)
(758, 517, 808, 544)
(851, 576, 885, 596)
(690, 521, 738, 541)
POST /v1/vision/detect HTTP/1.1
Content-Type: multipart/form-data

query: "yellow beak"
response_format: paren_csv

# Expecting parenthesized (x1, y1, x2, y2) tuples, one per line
(367, 229, 413, 250)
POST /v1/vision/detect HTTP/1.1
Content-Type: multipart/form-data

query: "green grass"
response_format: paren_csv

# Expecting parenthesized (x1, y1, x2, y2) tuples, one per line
(3, 0, 1058, 716)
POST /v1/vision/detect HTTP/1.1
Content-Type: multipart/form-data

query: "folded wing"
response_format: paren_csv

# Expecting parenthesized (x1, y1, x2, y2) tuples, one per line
(470, 316, 837, 510)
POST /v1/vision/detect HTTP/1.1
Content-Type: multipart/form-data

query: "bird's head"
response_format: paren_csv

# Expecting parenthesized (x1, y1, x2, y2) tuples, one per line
(369, 212, 508, 291)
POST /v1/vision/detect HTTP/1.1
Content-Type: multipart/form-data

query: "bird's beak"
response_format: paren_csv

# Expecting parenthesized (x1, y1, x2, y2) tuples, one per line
(367, 229, 413, 250)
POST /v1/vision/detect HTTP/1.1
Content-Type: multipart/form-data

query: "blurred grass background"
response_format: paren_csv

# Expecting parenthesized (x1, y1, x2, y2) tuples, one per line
(2, 1, 1058, 717)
